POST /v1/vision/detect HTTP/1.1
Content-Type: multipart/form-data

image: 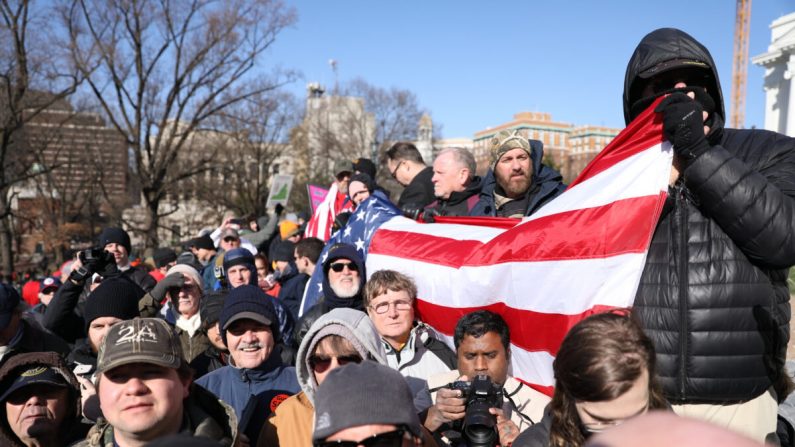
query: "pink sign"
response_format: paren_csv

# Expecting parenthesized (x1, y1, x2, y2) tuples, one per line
(308, 184, 329, 213)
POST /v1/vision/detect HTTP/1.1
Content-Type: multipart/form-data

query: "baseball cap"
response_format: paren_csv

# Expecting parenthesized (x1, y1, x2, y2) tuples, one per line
(220, 228, 240, 241)
(219, 285, 277, 344)
(96, 318, 183, 374)
(40, 276, 62, 293)
(0, 365, 69, 402)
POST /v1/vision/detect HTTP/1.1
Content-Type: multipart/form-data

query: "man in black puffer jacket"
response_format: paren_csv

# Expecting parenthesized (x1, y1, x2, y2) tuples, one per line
(624, 28, 795, 442)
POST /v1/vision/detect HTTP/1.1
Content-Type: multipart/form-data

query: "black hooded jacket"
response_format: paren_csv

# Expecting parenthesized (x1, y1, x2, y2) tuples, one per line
(626, 28, 795, 403)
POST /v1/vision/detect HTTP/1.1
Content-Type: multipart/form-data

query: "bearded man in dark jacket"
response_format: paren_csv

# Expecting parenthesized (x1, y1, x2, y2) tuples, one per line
(625, 28, 795, 442)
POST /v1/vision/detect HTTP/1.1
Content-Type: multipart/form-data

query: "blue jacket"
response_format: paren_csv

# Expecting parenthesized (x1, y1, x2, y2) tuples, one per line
(196, 354, 300, 445)
(276, 268, 309, 322)
(470, 139, 566, 217)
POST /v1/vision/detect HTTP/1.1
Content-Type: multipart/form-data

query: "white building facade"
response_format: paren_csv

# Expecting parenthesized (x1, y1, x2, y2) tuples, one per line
(752, 12, 795, 136)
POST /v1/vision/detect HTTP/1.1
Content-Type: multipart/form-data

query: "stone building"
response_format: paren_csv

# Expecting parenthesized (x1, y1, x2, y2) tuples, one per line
(752, 11, 795, 136)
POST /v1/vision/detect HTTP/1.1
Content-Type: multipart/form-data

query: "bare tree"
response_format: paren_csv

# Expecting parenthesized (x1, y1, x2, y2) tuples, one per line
(193, 90, 299, 218)
(290, 78, 429, 208)
(344, 77, 427, 146)
(63, 0, 297, 247)
(0, 0, 79, 276)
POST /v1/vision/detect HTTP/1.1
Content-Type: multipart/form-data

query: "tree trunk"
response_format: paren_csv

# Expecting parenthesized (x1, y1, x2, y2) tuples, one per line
(145, 192, 160, 249)
(0, 191, 13, 277)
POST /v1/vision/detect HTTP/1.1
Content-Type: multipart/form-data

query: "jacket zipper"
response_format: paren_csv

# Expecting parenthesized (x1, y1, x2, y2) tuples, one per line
(676, 186, 689, 399)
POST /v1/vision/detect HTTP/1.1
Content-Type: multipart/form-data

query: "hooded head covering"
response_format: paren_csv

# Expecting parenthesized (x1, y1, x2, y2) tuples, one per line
(321, 243, 366, 311)
(296, 308, 386, 404)
(623, 27, 724, 125)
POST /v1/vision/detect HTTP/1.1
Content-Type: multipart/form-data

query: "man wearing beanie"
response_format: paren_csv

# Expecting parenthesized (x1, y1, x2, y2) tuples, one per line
(312, 361, 425, 446)
(196, 285, 300, 445)
(191, 290, 230, 376)
(66, 276, 144, 380)
(258, 308, 387, 447)
(97, 226, 156, 292)
(223, 247, 294, 346)
(149, 247, 177, 282)
(294, 243, 367, 348)
(347, 172, 373, 207)
(469, 129, 565, 218)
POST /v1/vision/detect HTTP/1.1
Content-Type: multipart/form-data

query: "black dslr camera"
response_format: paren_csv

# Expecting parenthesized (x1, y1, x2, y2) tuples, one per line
(447, 374, 504, 447)
(70, 247, 117, 282)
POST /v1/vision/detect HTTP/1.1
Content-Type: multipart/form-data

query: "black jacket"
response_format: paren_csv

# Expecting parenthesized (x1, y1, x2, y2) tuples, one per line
(628, 28, 795, 403)
(398, 166, 435, 210)
(121, 264, 156, 292)
(425, 176, 483, 217)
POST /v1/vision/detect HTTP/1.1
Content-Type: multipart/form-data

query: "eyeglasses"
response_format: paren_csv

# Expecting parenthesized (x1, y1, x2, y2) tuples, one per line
(308, 353, 363, 373)
(369, 299, 412, 315)
(389, 160, 404, 180)
(315, 428, 408, 447)
(329, 262, 358, 273)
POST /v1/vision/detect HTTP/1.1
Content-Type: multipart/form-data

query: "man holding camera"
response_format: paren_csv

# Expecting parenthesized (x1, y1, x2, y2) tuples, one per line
(97, 227, 156, 292)
(423, 311, 549, 447)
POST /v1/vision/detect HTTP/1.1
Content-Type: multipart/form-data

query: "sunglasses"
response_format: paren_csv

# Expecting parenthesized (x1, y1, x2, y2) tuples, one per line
(329, 262, 358, 273)
(315, 428, 407, 447)
(223, 237, 239, 243)
(308, 354, 362, 373)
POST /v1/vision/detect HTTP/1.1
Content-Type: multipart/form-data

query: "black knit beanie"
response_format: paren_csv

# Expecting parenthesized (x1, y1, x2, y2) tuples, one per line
(98, 227, 132, 254)
(83, 277, 144, 331)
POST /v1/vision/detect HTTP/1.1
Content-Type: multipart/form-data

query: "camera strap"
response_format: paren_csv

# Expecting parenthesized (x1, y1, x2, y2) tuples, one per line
(502, 382, 536, 425)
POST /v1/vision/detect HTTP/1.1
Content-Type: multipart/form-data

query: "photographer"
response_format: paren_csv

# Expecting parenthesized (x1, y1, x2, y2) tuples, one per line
(423, 311, 550, 447)
(41, 247, 126, 344)
(97, 227, 156, 292)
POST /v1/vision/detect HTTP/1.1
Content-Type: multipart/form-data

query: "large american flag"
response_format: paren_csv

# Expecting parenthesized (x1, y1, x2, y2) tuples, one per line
(302, 101, 671, 395)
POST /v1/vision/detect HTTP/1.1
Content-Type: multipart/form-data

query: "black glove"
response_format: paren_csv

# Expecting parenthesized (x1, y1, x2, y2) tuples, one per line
(150, 273, 184, 302)
(421, 208, 440, 223)
(275, 203, 285, 216)
(401, 206, 422, 220)
(654, 90, 713, 161)
(95, 260, 120, 279)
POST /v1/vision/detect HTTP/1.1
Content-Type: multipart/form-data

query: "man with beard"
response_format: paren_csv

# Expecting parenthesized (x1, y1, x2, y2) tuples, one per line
(293, 243, 367, 348)
(470, 130, 565, 218)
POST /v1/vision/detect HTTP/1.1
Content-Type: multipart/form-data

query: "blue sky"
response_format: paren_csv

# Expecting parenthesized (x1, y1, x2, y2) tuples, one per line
(266, 1, 794, 138)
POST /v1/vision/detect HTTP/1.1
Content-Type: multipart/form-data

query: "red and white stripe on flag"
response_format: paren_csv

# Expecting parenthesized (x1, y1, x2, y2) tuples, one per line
(366, 100, 671, 396)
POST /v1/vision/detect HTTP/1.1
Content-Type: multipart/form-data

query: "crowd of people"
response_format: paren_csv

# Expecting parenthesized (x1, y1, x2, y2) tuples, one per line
(1, 27, 794, 447)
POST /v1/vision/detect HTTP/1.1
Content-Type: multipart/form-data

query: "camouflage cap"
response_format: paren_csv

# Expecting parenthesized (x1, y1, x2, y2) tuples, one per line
(96, 318, 183, 374)
(489, 129, 531, 167)
(334, 159, 353, 178)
